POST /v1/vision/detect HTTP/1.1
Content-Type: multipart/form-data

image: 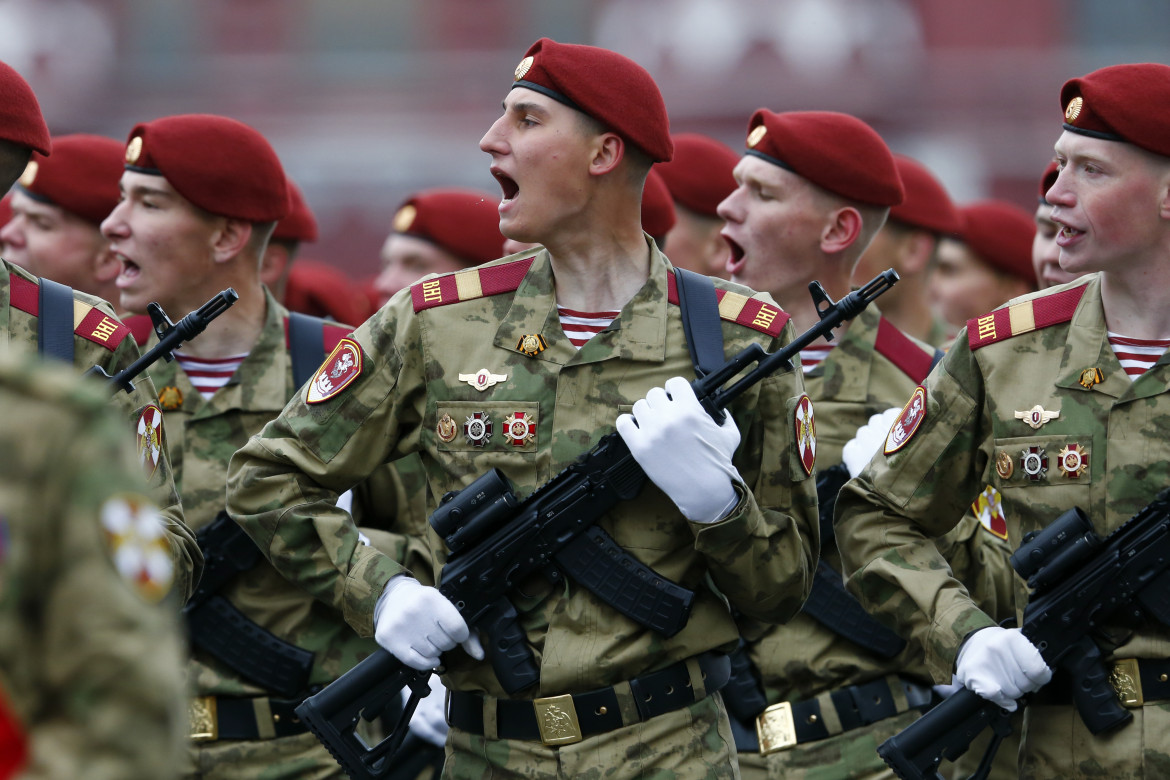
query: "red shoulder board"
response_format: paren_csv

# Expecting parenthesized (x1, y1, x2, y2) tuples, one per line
(666, 271, 789, 338)
(322, 322, 352, 352)
(875, 317, 934, 383)
(0, 685, 29, 777)
(411, 256, 535, 313)
(124, 314, 155, 346)
(968, 284, 1086, 351)
(8, 274, 129, 352)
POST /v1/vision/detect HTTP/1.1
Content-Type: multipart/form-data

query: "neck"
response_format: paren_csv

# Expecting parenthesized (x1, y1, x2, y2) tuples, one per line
(869, 274, 937, 343)
(546, 227, 652, 312)
(1100, 269, 1170, 339)
(772, 273, 854, 337)
(173, 280, 268, 359)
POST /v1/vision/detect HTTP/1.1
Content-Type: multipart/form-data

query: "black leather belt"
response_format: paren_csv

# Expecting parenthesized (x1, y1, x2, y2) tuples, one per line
(188, 695, 308, 742)
(743, 676, 935, 755)
(1032, 657, 1170, 708)
(448, 653, 730, 746)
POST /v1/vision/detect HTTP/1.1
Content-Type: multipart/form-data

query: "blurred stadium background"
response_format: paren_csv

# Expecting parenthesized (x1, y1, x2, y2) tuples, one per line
(5, 0, 1166, 284)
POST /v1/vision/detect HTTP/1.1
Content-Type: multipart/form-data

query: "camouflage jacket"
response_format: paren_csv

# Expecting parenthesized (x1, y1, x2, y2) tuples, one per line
(0, 350, 186, 779)
(0, 257, 198, 602)
(227, 242, 820, 697)
(836, 273, 1168, 679)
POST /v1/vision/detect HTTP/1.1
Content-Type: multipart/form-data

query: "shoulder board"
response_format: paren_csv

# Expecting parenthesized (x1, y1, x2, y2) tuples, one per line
(666, 270, 789, 338)
(967, 284, 1087, 351)
(8, 273, 130, 352)
(124, 314, 155, 347)
(282, 315, 355, 353)
(411, 256, 535, 313)
(875, 317, 934, 383)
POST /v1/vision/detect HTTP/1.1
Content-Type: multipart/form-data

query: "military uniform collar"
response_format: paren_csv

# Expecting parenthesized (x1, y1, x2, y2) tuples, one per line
(805, 303, 879, 402)
(0, 259, 14, 352)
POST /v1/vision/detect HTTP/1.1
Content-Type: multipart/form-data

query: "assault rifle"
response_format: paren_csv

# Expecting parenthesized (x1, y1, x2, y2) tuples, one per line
(877, 487, 1170, 780)
(86, 288, 240, 395)
(296, 271, 899, 780)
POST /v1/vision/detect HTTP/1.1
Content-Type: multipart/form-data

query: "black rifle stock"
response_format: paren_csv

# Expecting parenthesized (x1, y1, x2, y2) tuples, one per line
(877, 487, 1170, 780)
(86, 288, 240, 395)
(296, 271, 900, 780)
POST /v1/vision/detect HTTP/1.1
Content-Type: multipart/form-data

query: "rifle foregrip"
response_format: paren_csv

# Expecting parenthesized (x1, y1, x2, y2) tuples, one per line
(482, 599, 541, 695)
(877, 688, 1003, 780)
(1062, 636, 1132, 735)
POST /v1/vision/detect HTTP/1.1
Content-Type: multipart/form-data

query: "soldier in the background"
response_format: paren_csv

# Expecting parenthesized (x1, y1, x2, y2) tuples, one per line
(1032, 159, 1083, 290)
(854, 155, 962, 348)
(260, 179, 317, 304)
(0, 349, 187, 780)
(655, 132, 739, 279)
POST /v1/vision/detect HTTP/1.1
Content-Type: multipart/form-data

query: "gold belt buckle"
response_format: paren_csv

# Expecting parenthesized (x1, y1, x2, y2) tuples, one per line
(1110, 658, 1144, 708)
(189, 696, 219, 742)
(756, 701, 797, 755)
(533, 693, 583, 746)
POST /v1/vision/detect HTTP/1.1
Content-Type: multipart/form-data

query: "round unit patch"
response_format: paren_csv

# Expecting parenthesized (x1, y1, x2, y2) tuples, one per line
(885, 386, 926, 455)
(794, 395, 816, 476)
(136, 404, 165, 479)
(306, 338, 363, 404)
(100, 493, 174, 603)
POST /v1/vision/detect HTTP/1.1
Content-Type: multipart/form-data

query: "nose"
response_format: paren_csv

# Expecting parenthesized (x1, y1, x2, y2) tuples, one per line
(373, 266, 406, 307)
(479, 115, 507, 156)
(0, 215, 23, 248)
(1045, 166, 1074, 209)
(100, 200, 130, 241)
(716, 187, 742, 224)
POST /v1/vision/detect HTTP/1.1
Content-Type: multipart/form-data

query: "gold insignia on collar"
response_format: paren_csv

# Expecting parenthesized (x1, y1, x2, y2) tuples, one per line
(1079, 367, 1103, 389)
(1015, 404, 1059, 430)
(1065, 96, 1084, 123)
(747, 125, 767, 148)
(995, 450, 1014, 480)
(458, 368, 507, 392)
(157, 386, 183, 411)
(516, 333, 548, 357)
(436, 413, 457, 443)
(514, 56, 534, 82)
(18, 160, 37, 188)
(393, 204, 416, 233)
(125, 136, 143, 165)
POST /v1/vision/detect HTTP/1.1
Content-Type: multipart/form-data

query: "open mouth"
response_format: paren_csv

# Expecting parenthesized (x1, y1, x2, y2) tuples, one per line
(493, 170, 519, 202)
(116, 254, 141, 287)
(723, 235, 746, 275)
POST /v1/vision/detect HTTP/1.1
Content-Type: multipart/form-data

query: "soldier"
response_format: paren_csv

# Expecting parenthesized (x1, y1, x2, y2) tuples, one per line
(1032, 159, 1083, 290)
(227, 37, 818, 780)
(99, 113, 406, 779)
(0, 348, 187, 779)
(930, 199, 1038, 333)
(655, 132, 739, 279)
(836, 62, 1170, 778)
(853, 155, 963, 347)
(0, 61, 199, 603)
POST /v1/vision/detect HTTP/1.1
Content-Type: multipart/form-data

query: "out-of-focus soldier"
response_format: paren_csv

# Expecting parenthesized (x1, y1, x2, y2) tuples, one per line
(655, 132, 739, 279)
(1032, 159, 1083, 290)
(0, 348, 186, 779)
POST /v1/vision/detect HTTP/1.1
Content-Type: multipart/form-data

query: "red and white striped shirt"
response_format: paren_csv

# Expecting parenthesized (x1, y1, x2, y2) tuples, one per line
(1108, 333, 1170, 379)
(558, 307, 620, 350)
(799, 343, 837, 374)
(175, 351, 248, 398)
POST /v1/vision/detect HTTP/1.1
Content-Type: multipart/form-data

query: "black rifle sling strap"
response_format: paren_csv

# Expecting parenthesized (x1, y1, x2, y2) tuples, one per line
(37, 278, 76, 363)
(288, 311, 327, 388)
(673, 268, 724, 377)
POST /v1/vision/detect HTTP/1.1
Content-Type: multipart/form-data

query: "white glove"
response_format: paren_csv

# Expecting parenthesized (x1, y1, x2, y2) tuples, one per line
(373, 575, 484, 670)
(616, 376, 741, 523)
(841, 407, 901, 478)
(408, 675, 450, 748)
(932, 676, 963, 699)
(954, 627, 1052, 711)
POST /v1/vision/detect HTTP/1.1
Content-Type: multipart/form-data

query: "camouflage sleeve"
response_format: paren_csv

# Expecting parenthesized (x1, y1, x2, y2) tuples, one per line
(937, 513, 1017, 623)
(834, 337, 997, 681)
(350, 454, 438, 585)
(691, 324, 820, 625)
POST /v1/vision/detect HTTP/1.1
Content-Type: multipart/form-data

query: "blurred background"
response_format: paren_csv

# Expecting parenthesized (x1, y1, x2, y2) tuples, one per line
(5, 0, 1167, 283)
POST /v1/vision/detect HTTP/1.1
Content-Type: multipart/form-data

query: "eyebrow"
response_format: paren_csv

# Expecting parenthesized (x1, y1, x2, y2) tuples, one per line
(120, 182, 175, 199)
(502, 98, 550, 118)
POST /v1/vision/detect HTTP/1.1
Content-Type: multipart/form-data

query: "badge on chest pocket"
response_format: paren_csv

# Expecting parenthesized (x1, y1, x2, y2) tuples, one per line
(434, 401, 540, 453)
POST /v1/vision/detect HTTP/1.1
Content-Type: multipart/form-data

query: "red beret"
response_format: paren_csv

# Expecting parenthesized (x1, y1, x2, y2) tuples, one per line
(512, 38, 672, 163)
(284, 259, 372, 327)
(393, 188, 505, 267)
(272, 181, 318, 243)
(1038, 159, 1059, 204)
(17, 134, 123, 226)
(887, 155, 961, 235)
(123, 114, 289, 222)
(0, 193, 11, 226)
(654, 133, 739, 217)
(959, 200, 1036, 285)
(744, 110, 903, 207)
(641, 167, 676, 239)
(0, 61, 50, 156)
(1060, 63, 1170, 158)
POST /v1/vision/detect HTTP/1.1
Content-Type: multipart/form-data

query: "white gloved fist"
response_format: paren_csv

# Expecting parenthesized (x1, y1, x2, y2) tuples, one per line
(408, 675, 450, 748)
(841, 407, 901, 478)
(954, 626, 1051, 711)
(616, 376, 741, 524)
(373, 575, 484, 670)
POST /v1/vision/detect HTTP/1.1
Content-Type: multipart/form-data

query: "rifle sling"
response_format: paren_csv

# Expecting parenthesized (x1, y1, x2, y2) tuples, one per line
(674, 268, 724, 377)
(37, 278, 75, 363)
(288, 311, 327, 388)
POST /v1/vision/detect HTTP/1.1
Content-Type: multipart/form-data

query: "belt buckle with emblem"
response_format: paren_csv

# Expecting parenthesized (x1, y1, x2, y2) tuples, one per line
(1109, 658, 1143, 707)
(533, 693, 583, 745)
(189, 695, 218, 742)
(756, 701, 797, 755)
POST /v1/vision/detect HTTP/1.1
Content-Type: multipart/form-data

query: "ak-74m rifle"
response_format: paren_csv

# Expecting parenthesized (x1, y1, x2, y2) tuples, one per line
(296, 271, 900, 780)
(86, 288, 240, 395)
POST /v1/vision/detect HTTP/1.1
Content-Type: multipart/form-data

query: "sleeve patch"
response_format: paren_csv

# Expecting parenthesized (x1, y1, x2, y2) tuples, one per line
(884, 385, 926, 455)
(306, 337, 364, 404)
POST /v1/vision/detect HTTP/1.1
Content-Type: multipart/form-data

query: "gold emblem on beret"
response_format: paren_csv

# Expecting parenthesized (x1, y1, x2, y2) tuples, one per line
(995, 450, 1014, 480)
(393, 204, 417, 233)
(18, 160, 37, 188)
(436, 412, 457, 443)
(514, 56, 534, 82)
(1065, 96, 1084, 123)
(125, 136, 143, 165)
(747, 125, 767, 148)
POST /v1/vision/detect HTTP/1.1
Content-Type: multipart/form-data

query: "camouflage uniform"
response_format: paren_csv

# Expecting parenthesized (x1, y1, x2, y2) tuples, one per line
(227, 244, 820, 779)
(0, 257, 200, 601)
(0, 349, 186, 779)
(151, 288, 419, 779)
(836, 273, 1170, 778)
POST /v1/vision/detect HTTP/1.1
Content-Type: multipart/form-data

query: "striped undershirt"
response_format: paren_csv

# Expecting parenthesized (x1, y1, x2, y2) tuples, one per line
(799, 343, 837, 374)
(1108, 332, 1170, 379)
(175, 351, 248, 398)
(558, 306, 620, 349)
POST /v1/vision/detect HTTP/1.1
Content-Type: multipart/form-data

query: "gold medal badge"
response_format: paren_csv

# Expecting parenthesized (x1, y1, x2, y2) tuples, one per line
(1057, 444, 1088, 479)
(463, 412, 493, 447)
(157, 385, 183, 411)
(516, 333, 548, 357)
(1079, 367, 1104, 390)
(436, 413, 458, 443)
(995, 450, 1014, 480)
(504, 412, 536, 447)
